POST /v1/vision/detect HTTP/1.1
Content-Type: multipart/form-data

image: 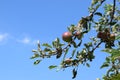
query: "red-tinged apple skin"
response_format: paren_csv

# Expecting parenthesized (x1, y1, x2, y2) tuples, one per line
(64, 58, 72, 64)
(97, 32, 108, 41)
(75, 32, 82, 39)
(97, 31, 116, 42)
(110, 33, 115, 41)
(97, 31, 103, 39)
(62, 32, 72, 42)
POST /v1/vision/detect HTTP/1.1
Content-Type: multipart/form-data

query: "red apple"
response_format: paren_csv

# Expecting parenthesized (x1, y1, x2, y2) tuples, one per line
(97, 31, 108, 41)
(64, 58, 73, 65)
(62, 32, 72, 42)
(75, 31, 82, 39)
(110, 33, 115, 41)
(97, 31, 103, 38)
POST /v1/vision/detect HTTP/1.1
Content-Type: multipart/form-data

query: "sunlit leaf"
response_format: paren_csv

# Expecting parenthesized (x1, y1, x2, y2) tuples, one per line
(32, 49, 37, 52)
(91, 0, 99, 6)
(42, 43, 52, 48)
(52, 38, 61, 48)
(37, 40, 40, 47)
(102, 48, 120, 54)
(67, 24, 76, 33)
(116, 34, 120, 40)
(52, 41, 56, 48)
(102, 48, 120, 61)
(30, 53, 40, 59)
(44, 48, 51, 52)
(55, 38, 60, 43)
(59, 43, 65, 47)
(111, 51, 120, 60)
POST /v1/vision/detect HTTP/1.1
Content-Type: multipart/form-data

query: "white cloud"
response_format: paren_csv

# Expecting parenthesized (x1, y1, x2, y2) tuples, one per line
(17, 37, 38, 45)
(17, 37, 31, 44)
(0, 33, 9, 42)
(0, 33, 38, 45)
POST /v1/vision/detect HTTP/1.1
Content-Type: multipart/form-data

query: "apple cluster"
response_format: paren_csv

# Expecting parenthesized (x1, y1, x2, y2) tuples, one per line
(97, 31, 115, 42)
(62, 31, 82, 42)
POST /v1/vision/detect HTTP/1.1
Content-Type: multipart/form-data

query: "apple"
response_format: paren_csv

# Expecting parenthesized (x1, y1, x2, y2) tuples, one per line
(64, 58, 73, 65)
(110, 33, 115, 41)
(62, 32, 72, 42)
(97, 31, 104, 38)
(75, 31, 82, 39)
(97, 32, 109, 41)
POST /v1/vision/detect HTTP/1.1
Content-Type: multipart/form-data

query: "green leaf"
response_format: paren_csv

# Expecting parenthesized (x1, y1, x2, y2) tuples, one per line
(65, 48, 69, 54)
(55, 38, 60, 43)
(101, 48, 116, 54)
(56, 47, 62, 59)
(52, 41, 56, 48)
(37, 40, 41, 51)
(52, 38, 61, 48)
(44, 48, 51, 52)
(94, 12, 102, 16)
(91, 0, 99, 6)
(59, 43, 65, 47)
(72, 41, 77, 48)
(42, 43, 52, 48)
(72, 68, 77, 79)
(30, 53, 40, 59)
(109, 21, 117, 26)
(104, 4, 113, 13)
(34, 60, 41, 65)
(48, 65, 57, 69)
(102, 48, 120, 61)
(86, 63, 90, 67)
(48, 50, 56, 55)
(111, 52, 120, 60)
(32, 49, 37, 52)
(67, 24, 75, 33)
(100, 62, 109, 69)
(116, 34, 120, 40)
(105, 57, 110, 63)
(63, 48, 69, 60)
(37, 40, 40, 47)
(71, 49, 76, 58)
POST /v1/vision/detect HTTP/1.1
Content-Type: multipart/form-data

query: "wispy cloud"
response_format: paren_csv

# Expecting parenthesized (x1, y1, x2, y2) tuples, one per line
(0, 33, 9, 42)
(17, 37, 31, 44)
(0, 32, 38, 45)
(17, 37, 38, 45)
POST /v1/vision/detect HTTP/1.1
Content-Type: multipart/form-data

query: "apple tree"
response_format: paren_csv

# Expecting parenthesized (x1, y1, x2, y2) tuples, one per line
(30, 0, 120, 80)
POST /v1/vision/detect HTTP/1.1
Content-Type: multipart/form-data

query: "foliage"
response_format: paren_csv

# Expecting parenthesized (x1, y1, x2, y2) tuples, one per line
(103, 73, 120, 80)
(31, 0, 120, 79)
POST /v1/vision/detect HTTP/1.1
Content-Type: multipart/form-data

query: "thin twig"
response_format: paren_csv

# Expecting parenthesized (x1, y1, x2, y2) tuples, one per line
(110, 0, 116, 24)
(91, 41, 103, 53)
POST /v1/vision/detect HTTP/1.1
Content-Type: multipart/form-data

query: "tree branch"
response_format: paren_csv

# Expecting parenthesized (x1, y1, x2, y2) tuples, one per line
(110, 0, 116, 24)
(91, 41, 103, 53)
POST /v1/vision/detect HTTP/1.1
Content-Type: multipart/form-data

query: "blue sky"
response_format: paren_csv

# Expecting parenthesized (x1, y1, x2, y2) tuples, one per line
(0, 0, 109, 80)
